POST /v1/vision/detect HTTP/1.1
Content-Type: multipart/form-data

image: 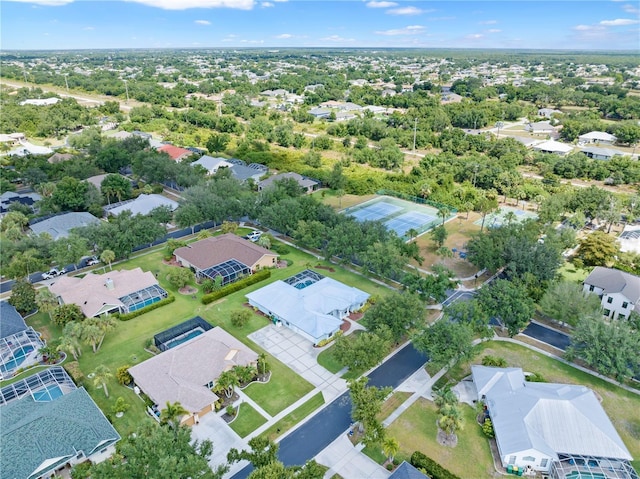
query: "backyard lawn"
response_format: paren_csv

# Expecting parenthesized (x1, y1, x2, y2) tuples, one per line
(259, 392, 325, 442)
(229, 403, 268, 438)
(386, 399, 495, 478)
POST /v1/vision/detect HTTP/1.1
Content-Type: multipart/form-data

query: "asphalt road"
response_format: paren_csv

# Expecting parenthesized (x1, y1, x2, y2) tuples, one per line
(521, 321, 571, 351)
(231, 344, 427, 478)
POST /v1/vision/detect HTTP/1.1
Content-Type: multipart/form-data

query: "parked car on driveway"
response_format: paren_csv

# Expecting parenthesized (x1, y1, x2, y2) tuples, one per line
(86, 256, 100, 266)
(245, 231, 262, 242)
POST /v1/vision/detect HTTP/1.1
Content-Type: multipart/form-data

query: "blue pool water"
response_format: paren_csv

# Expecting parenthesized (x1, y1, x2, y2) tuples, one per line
(165, 329, 204, 349)
(294, 279, 315, 290)
(33, 385, 63, 402)
(128, 296, 161, 312)
(0, 345, 35, 374)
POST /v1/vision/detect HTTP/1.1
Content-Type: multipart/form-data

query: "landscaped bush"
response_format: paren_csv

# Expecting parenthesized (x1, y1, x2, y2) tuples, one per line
(315, 329, 343, 348)
(230, 309, 252, 328)
(201, 269, 271, 304)
(271, 242, 291, 255)
(410, 451, 461, 479)
(64, 361, 85, 385)
(525, 372, 545, 382)
(116, 295, 175, 321)
(116, 365, 133, 385)
(482, 418, 495, 438)
(481, 355, 507, 367)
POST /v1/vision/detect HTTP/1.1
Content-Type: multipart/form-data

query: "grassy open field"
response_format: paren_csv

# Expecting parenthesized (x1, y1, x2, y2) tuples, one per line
(259, 392, 325, 442)
(229, 403, 267, 438)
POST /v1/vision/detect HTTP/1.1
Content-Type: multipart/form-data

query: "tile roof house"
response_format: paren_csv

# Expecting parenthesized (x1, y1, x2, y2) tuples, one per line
(29, 212, 100, 240)
(49, 267, 168, 317)
(104, 194, 178, 217)
(0, 367, 120, 479)
(246, 273, 369, 344)
(258, 172, 319, 194)
(583, 266, 640, 320)
(472, 365, 634, 478)
(157, 144, 193, 161)
(129, 327, 258, 426)
(174, 233, 278, 283)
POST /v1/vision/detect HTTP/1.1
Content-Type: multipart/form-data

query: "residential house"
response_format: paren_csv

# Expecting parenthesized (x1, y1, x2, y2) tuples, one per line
(583, 266, 640, 320)
(157, 144, 193, 162)
(104, 193, 178, 217)
(537, 108, 562, 118)
(258, 172, 319, 194)
(29, 212, 100, 240)
(578, 131, 617, 145)
(8, 141, 53, 157)
(0, 191, 42, 217)
(308, 107, 331, 119)
(472, 366, 634, 478)
(129, 326, 258, 426)
(0, 133, 26, 148)
(0, 367, 120, 479)
(191, 155, 233, 175)
(525, 121, 557, 136)
(618, 226, 640, 255)
(174, 233, 278, 284)
(47, 152, 74, 164)
(228, 161, 266, 183)
(532, 140, 573, 156)
(0, 301, 45, 380)
(49, 267, 168, 317)
(581, 146, 624, 161)
(246, 271, 369, 344)
(389, 462, 430, 479)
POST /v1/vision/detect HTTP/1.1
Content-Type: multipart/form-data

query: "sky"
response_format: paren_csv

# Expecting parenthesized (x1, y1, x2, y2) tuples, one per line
(1, 0, 639, 51)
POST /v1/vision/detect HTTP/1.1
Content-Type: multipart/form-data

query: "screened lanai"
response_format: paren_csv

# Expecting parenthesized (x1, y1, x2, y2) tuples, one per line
(0, 366, 76, 405)
(119, 284, 168, 313)
(199, 259, 251, 286)
(0, 328, 44, 380)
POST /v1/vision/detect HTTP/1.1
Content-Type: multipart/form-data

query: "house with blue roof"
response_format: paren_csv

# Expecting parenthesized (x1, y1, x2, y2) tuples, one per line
(0, 367, 120, 479)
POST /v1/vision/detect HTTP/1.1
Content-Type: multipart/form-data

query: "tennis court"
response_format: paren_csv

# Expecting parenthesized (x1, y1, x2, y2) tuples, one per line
(344, 195, 452, 239)
(474, 206, 538, 229)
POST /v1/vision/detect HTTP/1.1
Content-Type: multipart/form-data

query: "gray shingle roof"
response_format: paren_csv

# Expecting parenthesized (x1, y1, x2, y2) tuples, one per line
(105, 194, 178, 217)
(389, 461, 430, 478)
(29, 212, 100, 240)
(258, 172, 318, 190)
(0, 301, 27, 339)
(0, 385, 120, 479)
(584, 266, 640, 303)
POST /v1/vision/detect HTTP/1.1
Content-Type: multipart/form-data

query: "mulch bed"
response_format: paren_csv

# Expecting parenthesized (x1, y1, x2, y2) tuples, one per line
(277, 260, 288, 268)
(179, 286, 198, 295)
(340, 320, 350, 332)
(315, 265, 336, 272)
(163, 256, 181, 267)
(348, 312, 364, 321)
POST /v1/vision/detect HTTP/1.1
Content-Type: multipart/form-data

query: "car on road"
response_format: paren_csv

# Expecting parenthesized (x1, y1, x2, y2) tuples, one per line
(245, 231, 262, 242)
(86, 256, 100, 266)
(41, 268, 66, 280)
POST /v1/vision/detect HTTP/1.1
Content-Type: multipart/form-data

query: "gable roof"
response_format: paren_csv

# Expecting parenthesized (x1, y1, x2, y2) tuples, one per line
(584, 266, 640, 303)
(533, 140, 573, 154)
(471, 366, 632, 461)
(0, 301, 27, 339)
(49, 267, 160, 317)
(105, 194, 178, 217)
(246, 277, 369, 342)
(191, 155, 233, 174)
(389, 462, 430, 479)
(157, 144, 193, 161)
(174, 233, 277, 271)
(129, 327, 257, 413)
(0, 379, 119, 479)
(230, 164, 264, 182)
(579, 131, 617, 142)
(1, 191, 42, 216)
(581, 146, 623, 159)
(258, 172, 318, 190)
(29, 212, 100, 240)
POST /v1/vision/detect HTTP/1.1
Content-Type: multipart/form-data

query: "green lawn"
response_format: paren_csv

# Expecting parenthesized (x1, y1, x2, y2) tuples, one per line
(434, 340, 640, 470)
(386, 399, 494, 478)
(229, 403, 268, 438)
(316, 331, 368, 379)
(259, 392, 325, 442)
(558, 262, 591, 284)
(243, 358, 315, 416)
(379, 391, 411, 421)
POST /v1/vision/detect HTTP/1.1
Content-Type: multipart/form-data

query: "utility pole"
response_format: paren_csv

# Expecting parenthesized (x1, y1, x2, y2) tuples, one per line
(22, 70, 28, 84)
(123, 79, 130, 104)
(473, 164, 479, 188)
(64, 74, 69, 93)
(412, 117, 418, 152)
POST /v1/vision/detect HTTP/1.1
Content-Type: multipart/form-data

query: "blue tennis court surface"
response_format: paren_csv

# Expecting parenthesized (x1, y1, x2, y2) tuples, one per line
(349, 202, 402, 222)
(385, 212, 436, 237)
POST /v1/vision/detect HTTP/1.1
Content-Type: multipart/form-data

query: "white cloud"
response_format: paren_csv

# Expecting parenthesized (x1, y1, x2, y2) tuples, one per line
(261, 1, 274, 6)
(240, 39, 264, 43)
(622, 3, 640, 13)
(386, 6, 427, 15)
(478, 19, 497, 25)
(366, 1, 398, 8)
(465, 33, 484, 39)
(7, 0, 74, 5)
(487, 28, 501, 33)
(124, 0, 255, 10)
(275, 33, 293, 39)
(599, 18, 639, 25)
(573, 24, 594, 31)
(321, 34, 355, 42)
(194, 19, 211, 25)
(375, 25, 425, 35)
(82, 26, 95, 30)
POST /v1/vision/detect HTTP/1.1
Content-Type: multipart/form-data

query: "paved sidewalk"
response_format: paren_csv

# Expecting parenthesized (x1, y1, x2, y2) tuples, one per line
(235, 388, 272, 421)
(316, 434, 391, 479)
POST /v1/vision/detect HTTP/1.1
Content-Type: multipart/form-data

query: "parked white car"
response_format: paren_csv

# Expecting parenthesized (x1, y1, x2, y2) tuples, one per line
(245, 231, 262, 242)
(86, 256, 100, 266)
(41, 268, 66, 280)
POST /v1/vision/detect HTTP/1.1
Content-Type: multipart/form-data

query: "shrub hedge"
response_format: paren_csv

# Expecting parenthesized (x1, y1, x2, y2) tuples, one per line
(116, 295, 175, 321)
(201, 269, 271, 304)
(410, 451, 461, 479)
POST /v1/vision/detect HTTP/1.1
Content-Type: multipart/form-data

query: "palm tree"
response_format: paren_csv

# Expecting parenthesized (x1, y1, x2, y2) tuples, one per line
(438, 404, 464, 441)
(57, 335, 81, 361)
(93, 365, 113, 398)
(438, 206, 450, 226)
(217, 370, 239, 398)
(97, 315, 117, 351)
(196, 229, 212, 240)
(257, 353, 268, 375)
(38, 343, 59, 364)
(504, 211, 517, 226)
(406, 228, 418, 243)
(433, 386, 458, 409)
(160, 401, 189, 429)
(436, 246, 454, 263)
(381, 436, 399, 463)
(463, 201, 474, 220)
(100, 249, 115, 271)
(35, 289, 58, 321)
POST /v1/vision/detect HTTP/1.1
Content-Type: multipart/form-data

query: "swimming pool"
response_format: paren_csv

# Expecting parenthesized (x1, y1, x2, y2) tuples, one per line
(128, 296, 162, 312)
(32, 384, 63, 402)
(0, 345, 35, 375)
(294, 279, 315, 290)
(164, 328, 204, 349)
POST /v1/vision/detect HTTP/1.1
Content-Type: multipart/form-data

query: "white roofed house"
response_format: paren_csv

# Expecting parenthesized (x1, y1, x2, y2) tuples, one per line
(190, 155, 233, 176)
(104, 194, 178, 217)
(583, 266, 640, 320)
(472, 366, 635, 479)
(525, 121, 558, 137)
(578, 131, 617, 145)
(533, 140, 574, 156)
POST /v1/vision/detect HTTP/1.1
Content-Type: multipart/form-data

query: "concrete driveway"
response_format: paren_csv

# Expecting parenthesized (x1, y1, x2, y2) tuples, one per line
(249, 324, 347, 401)
(191, 412, 248, 475)
(316, 434, 390, 479)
